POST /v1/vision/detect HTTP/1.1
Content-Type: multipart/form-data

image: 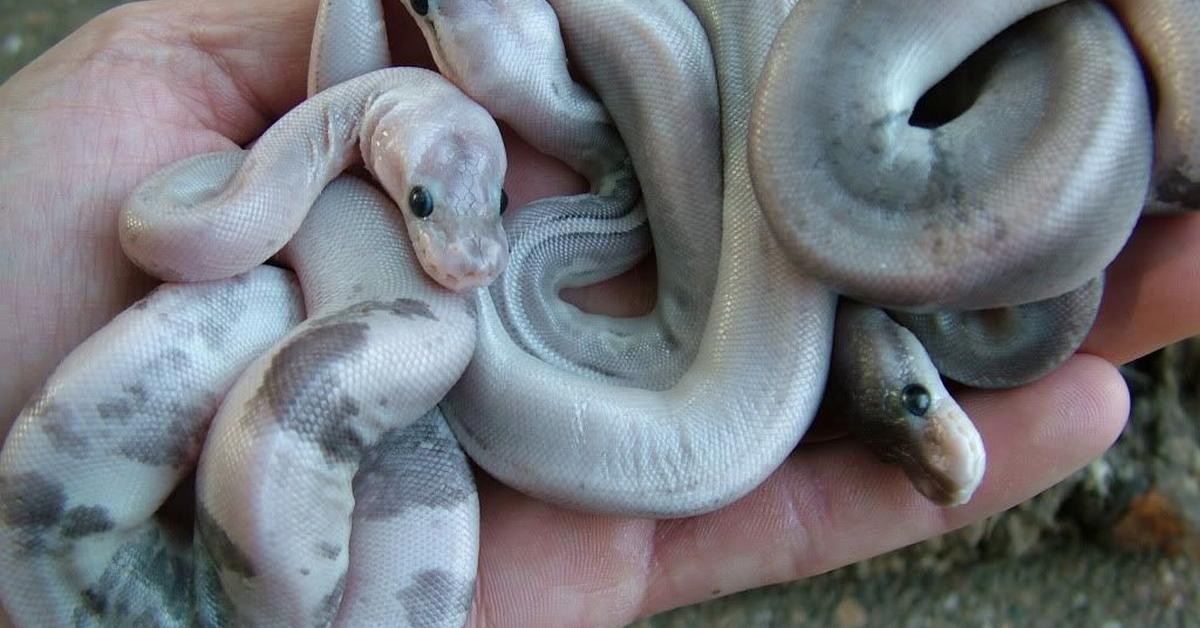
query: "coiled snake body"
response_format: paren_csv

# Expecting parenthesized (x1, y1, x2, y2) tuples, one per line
(2, 0, 1198, 625)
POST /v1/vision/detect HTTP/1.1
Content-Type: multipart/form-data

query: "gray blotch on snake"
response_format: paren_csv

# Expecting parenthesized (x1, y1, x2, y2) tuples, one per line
(195, 504, 256, 579)
(255, 299, 441, 465)
(114, 398, 211, 470)
(87, 347, 213, 468)
(256, 320, 370, 464)
(317, 541, 342, 560)
(352, 413, 474, 521)
(0, 472, 66, 528)
(194, 525, 238, 628)
(383, 298, 438, 321)
(397, 569, 473, 628)
(27, 388, 90, 457)
(316, 571, 348, 628)
(71, 525, 192, 628)
(60, 505, 115, 539)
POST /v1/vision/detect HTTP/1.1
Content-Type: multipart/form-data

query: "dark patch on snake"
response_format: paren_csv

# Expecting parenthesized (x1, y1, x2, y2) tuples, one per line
(257, 318, 371, 465)
(0, 472, 66, 528)
(386, 297, 438, 320)
(316, 571, 348, 627)
(256, 299, 442, 463)
(588, 363, 621, 379)
(926, 130, 967, 210)
(61, 505, 115, 539)
(162, 347, 193, 370)
(397, 569, 473, 628)
(79, 343, 211, 468)
(196, 503, 256, 579)
(195, 524, 239, 628)
(317, 541, 342, 560)
(352, 414, 474, 520)
(115, 396, 211, 469)
(27, 388, 91, 457)
(318, 395, 367, 464)
(71, 524, 192, 628)
(1156, 165, 1200, 209)
(332, 298, 437, 322)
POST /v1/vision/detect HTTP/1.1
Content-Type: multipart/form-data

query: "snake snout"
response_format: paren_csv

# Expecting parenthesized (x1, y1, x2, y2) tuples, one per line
(431, 233, 509, 291)
(902, 405, 987, 507)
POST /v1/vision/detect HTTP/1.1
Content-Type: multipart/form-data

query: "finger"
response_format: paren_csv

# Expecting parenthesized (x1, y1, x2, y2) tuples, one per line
(637, 354, 1128, 617)
(468, 355, 1128, 626)
(1084, 212, 1200, 363)
(0, 267, 302, 626)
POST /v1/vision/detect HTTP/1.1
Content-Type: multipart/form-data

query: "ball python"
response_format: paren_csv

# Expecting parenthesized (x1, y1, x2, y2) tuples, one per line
(424, 0, 1147, 511)
(5, 0, 1199, 623)
(1, 175, 484, 626)
(3, 55, 498, 628)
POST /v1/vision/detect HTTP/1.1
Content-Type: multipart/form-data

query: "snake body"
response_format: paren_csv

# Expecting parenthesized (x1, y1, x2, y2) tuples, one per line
(4, 0, 1200, 624)
(121, 67, 508, 291)
(196, 172, 479, 626)
(439, 0, 835, 517)
(0, 266, 305, 625)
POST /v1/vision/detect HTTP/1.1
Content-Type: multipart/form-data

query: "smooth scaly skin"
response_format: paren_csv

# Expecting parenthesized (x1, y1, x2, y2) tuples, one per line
(120, 67, 508, 292)
(890, 276, 1105, 390)
(309, 0, 390, 95)
(0, 44, 495, 627)
(7, 0, 1199, 622)
(196, 172, 479, 627)
(0, 174, 483, 627)
(441, 0, 836, 517)
(0, 266, 305, 626)
(400, 0, 726, 388)
(750, 0, 1152, 312)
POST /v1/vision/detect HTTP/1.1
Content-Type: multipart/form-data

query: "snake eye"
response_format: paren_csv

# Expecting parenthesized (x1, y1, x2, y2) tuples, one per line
(901, 384, 931, 417)
(411, 0, 429, 16)
(499, 189, 509, 215)
(408, 186, 433, 218)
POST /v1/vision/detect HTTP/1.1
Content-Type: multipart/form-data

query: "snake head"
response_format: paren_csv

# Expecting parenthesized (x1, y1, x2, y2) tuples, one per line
(876, 384, 987, 507)
(832, 302, 987, 507)
(362, 87, 509, 292)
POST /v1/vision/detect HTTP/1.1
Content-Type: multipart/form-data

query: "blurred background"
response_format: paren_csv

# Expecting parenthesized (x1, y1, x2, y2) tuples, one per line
(2, 1, 1195, 626)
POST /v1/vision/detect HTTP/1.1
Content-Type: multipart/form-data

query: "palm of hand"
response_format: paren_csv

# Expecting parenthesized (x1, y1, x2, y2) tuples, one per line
(1, 1, 1196, 625)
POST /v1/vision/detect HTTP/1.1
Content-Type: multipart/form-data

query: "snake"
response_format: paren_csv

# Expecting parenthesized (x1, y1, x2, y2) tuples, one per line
(1, 174, 484, 626)
(5, 0, 1200, 624)
(3, 33, 501, 627)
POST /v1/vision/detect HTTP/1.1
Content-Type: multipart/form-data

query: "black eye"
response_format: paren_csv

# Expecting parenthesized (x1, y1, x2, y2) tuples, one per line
(499, 189, 509, 215)
(408, 186, 433, 218)
(411, 0, 429, 16)
(901, 384, 931, 417)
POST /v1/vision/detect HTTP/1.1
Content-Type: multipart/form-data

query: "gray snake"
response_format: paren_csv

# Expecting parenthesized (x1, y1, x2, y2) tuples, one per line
(1, 0, 1197, 625)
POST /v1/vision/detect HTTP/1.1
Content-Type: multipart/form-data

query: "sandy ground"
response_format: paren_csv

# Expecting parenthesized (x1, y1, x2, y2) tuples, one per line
(2, 2, 1196, 626)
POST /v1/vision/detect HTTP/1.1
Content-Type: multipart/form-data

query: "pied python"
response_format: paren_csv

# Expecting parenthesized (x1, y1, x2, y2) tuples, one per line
(4, 0, 1200, 625)
(1, 63, 497, 628)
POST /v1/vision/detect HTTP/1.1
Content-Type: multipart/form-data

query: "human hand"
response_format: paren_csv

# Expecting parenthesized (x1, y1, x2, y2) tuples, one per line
(1, 0, 1198, 625)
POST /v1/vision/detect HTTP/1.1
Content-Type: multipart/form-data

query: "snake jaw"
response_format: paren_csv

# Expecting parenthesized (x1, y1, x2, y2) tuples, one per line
(410, 219, 509, 292)
(898, 400, 986, 506)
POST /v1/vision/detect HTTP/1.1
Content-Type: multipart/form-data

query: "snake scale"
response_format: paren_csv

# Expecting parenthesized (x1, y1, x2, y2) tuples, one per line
(1, 0, 1197, 625)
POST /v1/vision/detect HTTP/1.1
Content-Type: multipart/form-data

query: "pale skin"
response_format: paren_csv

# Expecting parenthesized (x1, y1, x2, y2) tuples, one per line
(1, 1, 1198, 626)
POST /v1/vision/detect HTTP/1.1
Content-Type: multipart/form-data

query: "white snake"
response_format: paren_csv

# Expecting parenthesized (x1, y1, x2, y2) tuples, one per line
(2, 0, 1198, 625)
